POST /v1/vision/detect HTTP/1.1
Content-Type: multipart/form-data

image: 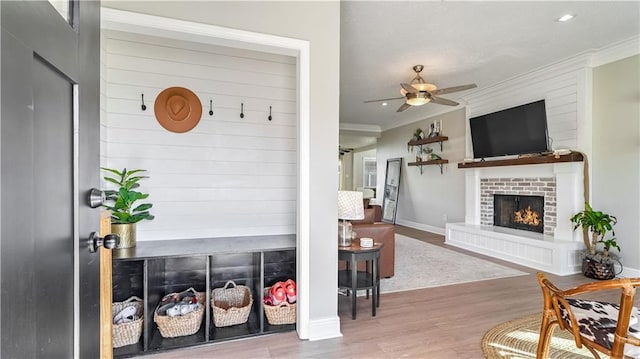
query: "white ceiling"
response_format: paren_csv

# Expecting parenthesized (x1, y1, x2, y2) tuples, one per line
(339, 1, 640, 149)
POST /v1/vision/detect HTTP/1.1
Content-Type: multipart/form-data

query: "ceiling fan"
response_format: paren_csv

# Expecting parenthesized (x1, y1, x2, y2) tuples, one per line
(364, 65, 477, 112)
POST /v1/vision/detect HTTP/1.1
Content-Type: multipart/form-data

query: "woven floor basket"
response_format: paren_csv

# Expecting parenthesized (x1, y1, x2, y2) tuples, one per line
(263, 288, 296, 325)
(112, 296, 144, 348)
(211, 280, 253, 327)
(154, 288, 205, 338)
(582, 257, 616, 280)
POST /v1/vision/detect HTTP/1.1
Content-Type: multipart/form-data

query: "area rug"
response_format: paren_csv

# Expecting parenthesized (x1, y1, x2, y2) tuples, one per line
(380, 234, 527, 293)
(481, 313, 604, 358)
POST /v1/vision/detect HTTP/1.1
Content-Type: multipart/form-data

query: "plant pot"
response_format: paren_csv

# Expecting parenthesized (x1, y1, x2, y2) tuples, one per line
(111, 223, 136, 249)
(582, 256, 615, 280)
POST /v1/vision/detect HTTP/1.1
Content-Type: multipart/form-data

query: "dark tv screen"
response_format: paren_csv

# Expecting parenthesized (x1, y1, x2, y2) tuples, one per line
(470, 100, 549, 159)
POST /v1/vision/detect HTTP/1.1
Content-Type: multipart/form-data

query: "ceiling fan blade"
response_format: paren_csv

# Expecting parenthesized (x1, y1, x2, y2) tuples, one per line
(396, 102, 411, 112)
(430, 96, 459, 106)
(430, 84, 477, 95)
(363, 96, 405, 103)
(400, 83, 418, 94)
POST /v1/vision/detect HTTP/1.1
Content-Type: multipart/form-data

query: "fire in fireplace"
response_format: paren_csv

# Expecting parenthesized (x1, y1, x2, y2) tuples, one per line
(494, 194, 544, 233)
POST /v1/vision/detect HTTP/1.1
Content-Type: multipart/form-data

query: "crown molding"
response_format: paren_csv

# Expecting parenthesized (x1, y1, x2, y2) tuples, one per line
(380, 105, 464, 132)
(590, 34, 640, 68)
(339, 123, 381, 133)
(462, 35, 640, 103)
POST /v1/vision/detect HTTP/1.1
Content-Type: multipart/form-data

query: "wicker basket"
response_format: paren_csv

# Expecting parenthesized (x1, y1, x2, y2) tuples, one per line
(154, 288, 205, 338)
(112, 296, 143, 348)
(211, 281, 253, 327)
(582, 257, 619, 280)
(263, 288, 296, 325)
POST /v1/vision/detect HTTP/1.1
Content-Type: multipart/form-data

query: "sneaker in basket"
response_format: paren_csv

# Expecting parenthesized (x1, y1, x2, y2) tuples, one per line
(114, 305, 137, 324)
(166, 302, 201, 317)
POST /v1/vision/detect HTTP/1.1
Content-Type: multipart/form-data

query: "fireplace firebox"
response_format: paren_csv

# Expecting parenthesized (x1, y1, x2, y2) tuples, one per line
(493, 194, 544, 233)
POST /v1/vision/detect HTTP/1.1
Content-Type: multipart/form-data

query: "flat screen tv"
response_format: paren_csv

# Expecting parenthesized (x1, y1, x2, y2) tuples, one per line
(470, 99, 549, 159)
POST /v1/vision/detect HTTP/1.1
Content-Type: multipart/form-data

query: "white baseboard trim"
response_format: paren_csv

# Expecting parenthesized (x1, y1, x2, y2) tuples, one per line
(307, 316, 342, 341)
(620, 266, 640, 278)
(396, 219, 445, 236)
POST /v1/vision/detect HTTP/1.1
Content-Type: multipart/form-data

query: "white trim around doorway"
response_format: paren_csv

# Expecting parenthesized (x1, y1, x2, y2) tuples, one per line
(100, 7, 313, 340)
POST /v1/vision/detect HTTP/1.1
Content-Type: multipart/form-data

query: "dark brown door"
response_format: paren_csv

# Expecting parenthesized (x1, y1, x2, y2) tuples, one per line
(1, 1, 101, 358)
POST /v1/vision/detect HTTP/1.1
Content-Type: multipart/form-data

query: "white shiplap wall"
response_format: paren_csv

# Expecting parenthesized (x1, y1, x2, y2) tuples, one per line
(102, 30, 297, 241)
(461, 55, 592, 155)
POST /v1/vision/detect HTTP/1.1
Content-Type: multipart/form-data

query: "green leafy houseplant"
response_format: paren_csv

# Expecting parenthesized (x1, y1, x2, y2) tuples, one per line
(571, 202, 619, 266)
(102, 167, 154, 224)
(408, 128, 424, 152)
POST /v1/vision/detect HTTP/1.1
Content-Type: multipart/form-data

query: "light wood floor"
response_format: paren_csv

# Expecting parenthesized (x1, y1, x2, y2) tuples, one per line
(147, 225, 634, 358)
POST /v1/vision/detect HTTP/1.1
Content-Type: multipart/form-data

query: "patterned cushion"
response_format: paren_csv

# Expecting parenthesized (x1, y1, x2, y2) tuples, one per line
(558, 298, 640, 358)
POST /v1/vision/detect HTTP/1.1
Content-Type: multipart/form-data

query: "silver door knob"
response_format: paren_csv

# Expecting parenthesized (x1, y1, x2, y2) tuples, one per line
(88, 188, 105, 208)
(88, 232, 120, 253)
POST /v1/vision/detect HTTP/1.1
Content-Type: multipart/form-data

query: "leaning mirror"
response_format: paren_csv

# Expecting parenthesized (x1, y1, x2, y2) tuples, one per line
(382, 158, 402, 224)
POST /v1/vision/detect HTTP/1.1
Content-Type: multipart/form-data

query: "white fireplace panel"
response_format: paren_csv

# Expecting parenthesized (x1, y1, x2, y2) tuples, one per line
(446, 223, 583, 275)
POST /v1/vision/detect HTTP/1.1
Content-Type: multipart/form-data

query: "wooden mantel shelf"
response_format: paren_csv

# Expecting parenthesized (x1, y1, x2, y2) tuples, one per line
(457, 152, 584, 169)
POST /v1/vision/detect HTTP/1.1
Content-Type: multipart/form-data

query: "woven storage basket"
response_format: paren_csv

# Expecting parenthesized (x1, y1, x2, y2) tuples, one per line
(211, 280, 253, 327)
(112, 296, 143, 348)
(263, 288, 296, 325)
(582, 257, 620, 280)
(154, 288, 205, 338)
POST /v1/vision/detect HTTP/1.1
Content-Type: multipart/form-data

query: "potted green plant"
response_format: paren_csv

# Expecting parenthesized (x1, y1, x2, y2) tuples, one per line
(407, 128, 424, 152)
(102, 167, 154, 249)
(570, 203, 620, 279)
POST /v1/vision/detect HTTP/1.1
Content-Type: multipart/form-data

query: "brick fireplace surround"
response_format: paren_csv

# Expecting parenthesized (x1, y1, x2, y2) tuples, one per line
(480, 177, 556, 235)
(446, 158, 585, 275)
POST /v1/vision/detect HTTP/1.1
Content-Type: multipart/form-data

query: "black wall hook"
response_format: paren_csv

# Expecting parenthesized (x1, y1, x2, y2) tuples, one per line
(209, 100, 214, 116)
(268, 106, 272, 121)
(240, 103, 244, 119)
(140, 93, 147, 111)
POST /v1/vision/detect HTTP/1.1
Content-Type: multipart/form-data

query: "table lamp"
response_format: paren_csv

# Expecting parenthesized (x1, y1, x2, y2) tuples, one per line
(337, 190, 365, 247)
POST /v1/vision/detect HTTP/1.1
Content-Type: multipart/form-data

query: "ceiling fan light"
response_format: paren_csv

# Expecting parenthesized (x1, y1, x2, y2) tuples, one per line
(406, 92, 430, 106)
(412, 83, 438, 92)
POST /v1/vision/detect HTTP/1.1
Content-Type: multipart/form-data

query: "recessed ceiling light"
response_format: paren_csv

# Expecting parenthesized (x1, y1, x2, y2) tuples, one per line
(381, 102, 388, 106)
(557, 14, 575, 22)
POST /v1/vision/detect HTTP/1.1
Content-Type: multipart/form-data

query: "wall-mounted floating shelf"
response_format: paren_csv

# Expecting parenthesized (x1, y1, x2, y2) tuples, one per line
(408, 159, 449, 174)
(407, 135, 449, 174)
(407, 136, 448, 151)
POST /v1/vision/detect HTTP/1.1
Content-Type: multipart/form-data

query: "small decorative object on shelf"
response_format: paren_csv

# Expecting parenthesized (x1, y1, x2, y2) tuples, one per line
(408, 128, 424, 152)
(417, 146, 433, 162)
(571, 203, 622, 279)
(101, 167, 154, 249)
(428, 119, 442, 137)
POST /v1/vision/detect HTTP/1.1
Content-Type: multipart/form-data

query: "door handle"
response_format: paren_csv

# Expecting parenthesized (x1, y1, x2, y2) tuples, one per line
(89, 232, 120, 253)
(88, 188, 106, 208)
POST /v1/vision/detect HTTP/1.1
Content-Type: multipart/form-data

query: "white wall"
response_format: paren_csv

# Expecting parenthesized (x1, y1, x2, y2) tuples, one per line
(102, 30, 297, 240)
(377, 109, 466, 233)
(592, 55, 640, 274)
(103, 1, 341, 340)
(339, 152, 353, 190)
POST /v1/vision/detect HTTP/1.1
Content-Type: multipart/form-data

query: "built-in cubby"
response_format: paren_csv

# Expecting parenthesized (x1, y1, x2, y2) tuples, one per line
(112, 235, 296, 358)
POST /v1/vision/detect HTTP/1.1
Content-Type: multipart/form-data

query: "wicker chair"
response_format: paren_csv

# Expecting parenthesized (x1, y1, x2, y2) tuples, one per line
(536, 272, 640, 359)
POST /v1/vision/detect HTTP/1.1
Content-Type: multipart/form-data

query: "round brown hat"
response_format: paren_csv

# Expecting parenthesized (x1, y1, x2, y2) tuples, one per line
(154, 87, 202, 133)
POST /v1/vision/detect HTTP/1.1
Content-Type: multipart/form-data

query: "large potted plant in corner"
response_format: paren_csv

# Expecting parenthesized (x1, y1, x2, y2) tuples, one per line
(102, 167, 154, 249)
(570, 203, 620, 279)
